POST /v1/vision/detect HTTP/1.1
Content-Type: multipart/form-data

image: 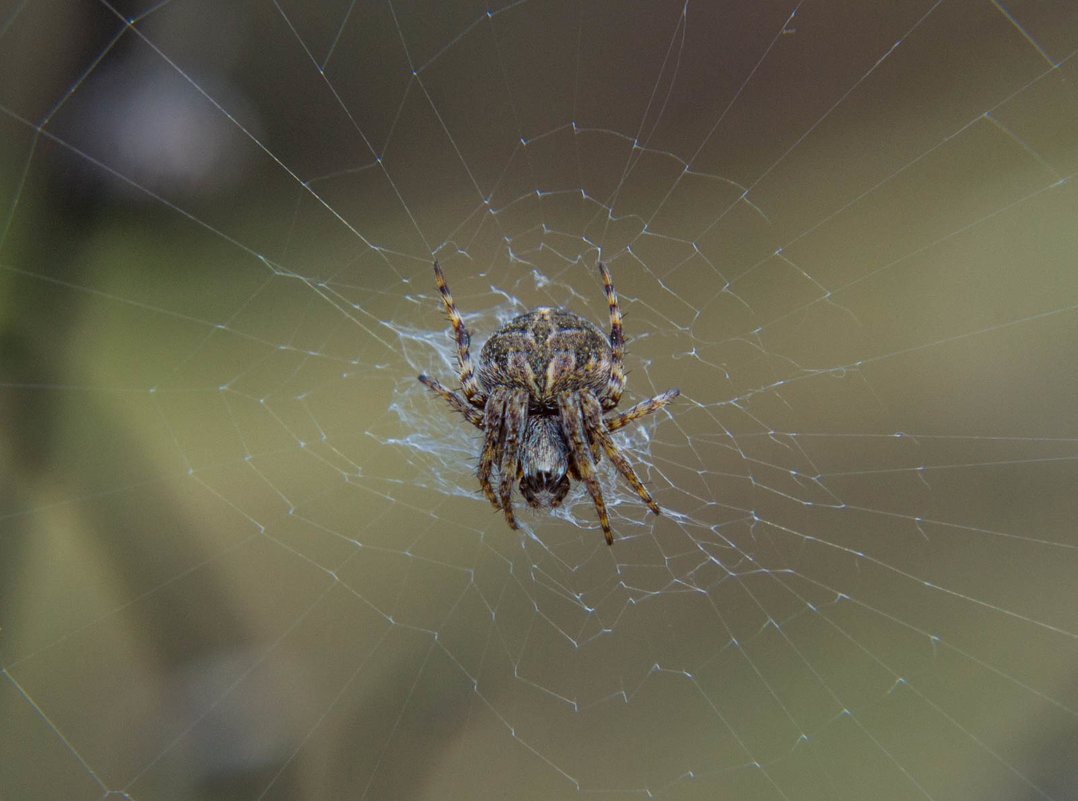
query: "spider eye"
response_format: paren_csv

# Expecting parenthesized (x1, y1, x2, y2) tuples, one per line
(521, 470, 571, 508)
(520, 418, 571, 508)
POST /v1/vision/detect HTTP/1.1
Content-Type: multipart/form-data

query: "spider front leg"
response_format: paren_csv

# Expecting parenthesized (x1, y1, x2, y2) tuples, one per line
(417, 374, 485, 428)
(478, 387, 509, 512)
(559, 391, 613, 545)
(432, 261, 484, 403)
(496, 389, 529, 528)
(581, 391, 660, 515)
(604, 388, 680, 432)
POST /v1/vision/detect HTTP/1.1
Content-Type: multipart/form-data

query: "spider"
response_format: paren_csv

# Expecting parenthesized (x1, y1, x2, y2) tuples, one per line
(418, 260, 679, 544)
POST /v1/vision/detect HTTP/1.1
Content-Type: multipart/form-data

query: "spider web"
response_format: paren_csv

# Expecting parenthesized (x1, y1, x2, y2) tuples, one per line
(2, 1, 1077, 799)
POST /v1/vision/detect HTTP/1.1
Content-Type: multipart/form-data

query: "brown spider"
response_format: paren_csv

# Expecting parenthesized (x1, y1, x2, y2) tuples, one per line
(418, 261, 679, 544)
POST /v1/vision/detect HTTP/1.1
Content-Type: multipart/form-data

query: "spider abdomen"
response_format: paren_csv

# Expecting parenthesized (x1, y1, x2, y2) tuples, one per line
(478, 307, 612, 407)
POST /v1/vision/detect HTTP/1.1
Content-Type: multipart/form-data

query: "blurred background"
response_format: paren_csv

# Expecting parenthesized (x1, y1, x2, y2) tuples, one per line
(1, 1, 1076, 799)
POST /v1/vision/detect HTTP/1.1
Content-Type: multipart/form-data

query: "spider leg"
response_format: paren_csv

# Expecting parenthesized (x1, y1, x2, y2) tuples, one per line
(418, 374, 485, 428)
(559, 391, 613, 545)
(477, 387, 508, 511)
(598, 262, 626, 410)
(497, 389, 528, 529)
(604, 388, 679, 432)
(582, 392, 661, 515)
(433, 261, 484, 403)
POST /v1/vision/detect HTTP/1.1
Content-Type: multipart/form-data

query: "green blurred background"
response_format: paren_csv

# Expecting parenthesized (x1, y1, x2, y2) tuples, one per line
(2, 2, 1076, 800)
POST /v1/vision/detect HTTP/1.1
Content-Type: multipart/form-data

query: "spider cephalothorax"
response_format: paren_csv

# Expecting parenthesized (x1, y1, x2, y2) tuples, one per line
(418, 261, 678, 544)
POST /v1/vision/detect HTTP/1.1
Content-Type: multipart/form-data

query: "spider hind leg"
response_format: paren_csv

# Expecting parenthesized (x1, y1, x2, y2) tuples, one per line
(433, 261, 484, 403)
(598, 262, 626, 409)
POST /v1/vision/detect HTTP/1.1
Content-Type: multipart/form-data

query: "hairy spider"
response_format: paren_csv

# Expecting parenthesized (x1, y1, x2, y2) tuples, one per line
(418, 261, 679, 544)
